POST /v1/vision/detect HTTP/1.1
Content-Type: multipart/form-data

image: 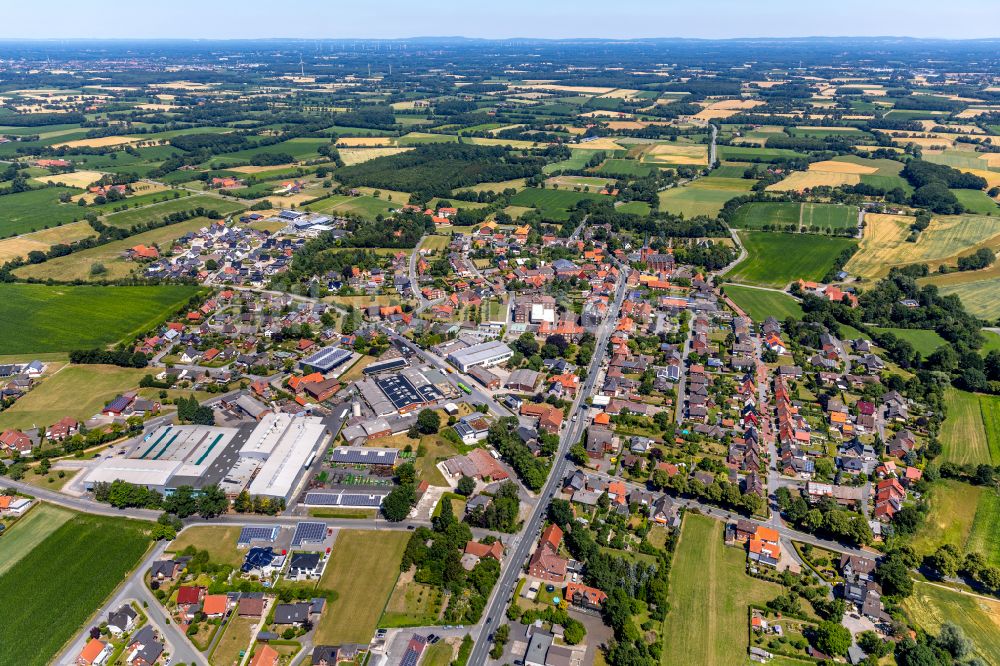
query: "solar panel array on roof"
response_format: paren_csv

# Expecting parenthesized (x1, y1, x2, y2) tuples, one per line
(303, 491, 388, 507)
(241, 547, 277, 573)
(329, 447, 398, 466)
(300, 346, 352, 373)
(375, 374, 425, 410)
(363, 357, 408, 375)
(237, 525, 280, 545)
(291, 521, 327, 547)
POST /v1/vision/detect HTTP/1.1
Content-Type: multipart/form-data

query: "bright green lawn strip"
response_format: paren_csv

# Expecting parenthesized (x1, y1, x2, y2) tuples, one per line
(939, 388, 992, 466)
(966, 489, 1000, 567)
(723, 284, 803, 322)
(869, 327, 947, 356)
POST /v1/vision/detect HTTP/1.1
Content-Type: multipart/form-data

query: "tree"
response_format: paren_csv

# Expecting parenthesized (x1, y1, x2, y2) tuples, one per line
(395, 461, 417, 486)
(813, 620, 852, 656)
(456, 475, 476, 496)
(382, 484, 416, 521)
(163, 485, 198, 518)
(196, 484, 229, 518)
(547, 499, 574, 528)
(416, 409, 441, 435)
(925, 544, 961, 579)
(936, 622, 973, 660)
(877, 556, 914, 598)
(858, 631, 891, 658)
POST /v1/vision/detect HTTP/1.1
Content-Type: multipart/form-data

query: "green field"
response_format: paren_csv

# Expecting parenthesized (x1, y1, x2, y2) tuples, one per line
(800, 203, 858, 231)
(723, 284, 804, 322)
(308, 194, 398, 219)
(594, 158, 659, 178)
(0, 364, 149, 431)
(0, 511, 151, 666)
(542, 149, 607, 173)
(717, 145, 807, 162)
(967, 490, 1000, 567)
(726, 231, 857, 288)
(664, 514, 782, 666)
(903, 582, 1000, 666)
(658, 177, 755, 218)
(0, 503, 75, 576)
(730, 201, 857, 231)
(313, 530, 410, 645)
(15, 217, 217, 282)
(617, 201, 652, 216)
(209, 137, 332, 167)
(0, 283, 198, 354)
(910, 480, 984, 558)
(870, 327, 947, 356)
(940, 388, 994, 466)
(938, 278, 1000, 320)
(953, 189, 1000, 215)
(0, 187, 89, 238)
(980, 393, 1000, 464)
(166, 526, 244, 568)
(508, 187, 605, 220)
(102, 194, 245, 229)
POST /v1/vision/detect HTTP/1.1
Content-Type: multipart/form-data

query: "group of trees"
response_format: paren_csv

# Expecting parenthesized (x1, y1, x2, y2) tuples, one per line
(69, 348, 149, 368)
(775, 487, 873, 545)
(486, 418, 551, 492)
(465, 480, 521, 532)
(175, 395, 215, 425)
(91, 479, 228, 518)
(382, 461, 419, 522)
(649, 466, 765, 516)
(901, 159, 989, 214)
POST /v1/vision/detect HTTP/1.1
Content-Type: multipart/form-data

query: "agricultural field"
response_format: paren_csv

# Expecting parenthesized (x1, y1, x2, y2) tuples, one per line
(0, 221, 96, 264)
(101, 194, 245, 229)
(657, 177, 755, 218)
(593, 158, 659, 178)
(967, 489, 1000, 567)
(0, 511, 152, 666)
(869, 327, 946, 356)
(903, 582, 1000, 666)
(717, 145, 807, 162)
(0, 364, 148, 431)
(542, 149, 606, 173)
(631, 142, 708, 166)
(0, 503, 75, 576)
(313, 530, 410, 645)
(953, 188, 1000, 215)
(847, 213, 1000, 278)
(508, 187, 606, 220)
(723, 284, 804, 321)
(0, 187, 91, 237)
(209, 137, 332, 167)
(308, 194, 398, 219)
(728, 202, 802, 229)
(14, 217, 217, 282)
(726, 231, 857, 288)
(664, 514, 783, 666)
(910, 480, 985, 557)
(939, 389, 1000, 466)
(0, 283, 199, 354)
(767, 170, 860, 191)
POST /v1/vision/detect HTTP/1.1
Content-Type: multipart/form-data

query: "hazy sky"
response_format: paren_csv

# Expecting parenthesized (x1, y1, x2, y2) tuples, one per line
(0, 0, 997, 40)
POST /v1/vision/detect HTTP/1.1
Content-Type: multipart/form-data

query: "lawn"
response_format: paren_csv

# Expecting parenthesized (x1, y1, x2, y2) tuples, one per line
(0, 364, 150, 431)
(102, 194, 245, 229)
(903, 582, 1000, 666)
(0, 512, 151, 666)
(313, 530, 410, 645)
(910, 480, 984, 558)
(664, 514, 783, 666)
(729, 202, 802, 229)
(15, 217, 217, 281)
(166, 526, 245, 568)
(967, 489, 1000, 567)
(723, 284, 804, 322)
(726, 231, 857, 288)
(953, 189, 1000, 215)
(420, 235, 452, 252)
(940, 388, 993, 466)
(210, 614, 258, 666)
(870, 327, 947, 357)
(421, 642, 455, 666)
(308, 194, 399, 219)
(0, 283, 198, 354)
(658, 177, 755, 218)
(0, 503, 75, 576)
(380, 579, 446, 627)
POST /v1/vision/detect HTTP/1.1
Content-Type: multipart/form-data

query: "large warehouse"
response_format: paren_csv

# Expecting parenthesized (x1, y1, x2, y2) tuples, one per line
(83, 423, 243, 493)
(243, 412, 330, 503)
(299, 346, 354, 374)
(446, 340, 514, 373)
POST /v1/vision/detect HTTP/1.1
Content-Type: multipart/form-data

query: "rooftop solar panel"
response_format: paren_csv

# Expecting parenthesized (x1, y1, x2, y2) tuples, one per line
(303, 491, 388, 507)
(237, 525, 280, 545)
(291, 521, 327, 547)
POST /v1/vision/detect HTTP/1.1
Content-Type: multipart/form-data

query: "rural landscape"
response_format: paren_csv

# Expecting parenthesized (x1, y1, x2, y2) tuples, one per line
(1, 6, 1000, 666)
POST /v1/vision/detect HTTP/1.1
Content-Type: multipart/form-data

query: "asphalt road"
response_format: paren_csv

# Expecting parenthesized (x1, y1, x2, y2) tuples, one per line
(469, 262, 630, 666)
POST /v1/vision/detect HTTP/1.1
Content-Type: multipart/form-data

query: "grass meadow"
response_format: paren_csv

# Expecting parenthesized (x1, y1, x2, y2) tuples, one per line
(726, 231, 857, 288)
(658, 177, 755, 218)
(902, 582, 1000, 666)
(723, 284, 804, 322)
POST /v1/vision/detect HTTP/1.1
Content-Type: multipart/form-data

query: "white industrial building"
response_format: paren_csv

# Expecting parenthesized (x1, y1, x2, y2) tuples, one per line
(243, 412, 329, 503)
(446, 340, 514, 373)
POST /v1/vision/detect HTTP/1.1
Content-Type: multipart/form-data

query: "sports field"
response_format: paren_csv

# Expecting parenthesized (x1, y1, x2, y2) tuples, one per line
(723, 284, 803, 322)
(0, 364, 148, 431)
(726, 231, 857, 288)
(903, 582, 1000, 666)
(0, 511, 151, 666)
(664, 514, 782, 666)
(870, 327, 946, 356)
(313, 530, 410, 645)
(0, 283, 198, 354)
(0, 503, 75, 576)
(658, 177, 755, 218)
(940, 388, 996, 466)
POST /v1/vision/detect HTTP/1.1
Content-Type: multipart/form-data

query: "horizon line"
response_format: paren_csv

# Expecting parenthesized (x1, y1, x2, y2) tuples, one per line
(1, 35, 999, 43)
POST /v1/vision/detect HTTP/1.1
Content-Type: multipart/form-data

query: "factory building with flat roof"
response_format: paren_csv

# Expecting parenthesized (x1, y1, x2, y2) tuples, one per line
(446, 340, 514, 373)
(243, 412, 330, 503)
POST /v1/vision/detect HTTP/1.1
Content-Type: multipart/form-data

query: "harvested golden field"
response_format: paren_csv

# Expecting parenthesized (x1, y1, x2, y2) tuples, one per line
(892, 136, 955, 149)
(605, 120, 650, 130)
(228, 164, 297, 174)
(598, 88, 641, 99)
(52, 136, 143, 149)
(31, 170, 104, 189)
(339, 147, 412, 166)
(335, 136, 395, 147)
(847, 213, 1000, 278)
(579, 110, 634, 119)
(635, 143, 709, 165)
(0, 222, 97, 264)
(517, 83, 615, 94)
(573, 137, 628, 151)
(767, 171, 860, 191)
(808, 160, 879, 175)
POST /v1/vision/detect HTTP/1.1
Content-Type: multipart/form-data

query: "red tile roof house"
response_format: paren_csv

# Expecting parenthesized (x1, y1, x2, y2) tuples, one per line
(77, 637, 111, 666)
(566, 582, 608, 610)
(465, 540, 505, 562)
(175, 586, 204, 619)
(0, 429, 33, 455)
(46, 416, 80, 441)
